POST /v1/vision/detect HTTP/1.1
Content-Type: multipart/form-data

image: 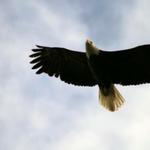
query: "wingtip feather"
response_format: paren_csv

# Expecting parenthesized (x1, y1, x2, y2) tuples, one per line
(32, 62, 42, 69)
(36, 45, 43, 48)
(36, 68, 44, 74)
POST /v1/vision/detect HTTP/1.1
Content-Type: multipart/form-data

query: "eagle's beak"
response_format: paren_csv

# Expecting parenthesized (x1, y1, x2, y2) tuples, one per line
(86, 39, 93, 45)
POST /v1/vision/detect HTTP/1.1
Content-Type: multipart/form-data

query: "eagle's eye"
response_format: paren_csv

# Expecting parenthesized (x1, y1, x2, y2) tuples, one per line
(89, 41, 93, 44)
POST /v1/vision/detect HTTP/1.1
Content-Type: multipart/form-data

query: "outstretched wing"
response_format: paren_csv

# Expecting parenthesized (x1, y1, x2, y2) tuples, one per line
(30, 45, 97, 86)
(102, 45, 150, 85)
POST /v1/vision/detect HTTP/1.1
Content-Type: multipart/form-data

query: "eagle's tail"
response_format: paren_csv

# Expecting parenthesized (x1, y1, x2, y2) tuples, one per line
(99, 84, 125, 111)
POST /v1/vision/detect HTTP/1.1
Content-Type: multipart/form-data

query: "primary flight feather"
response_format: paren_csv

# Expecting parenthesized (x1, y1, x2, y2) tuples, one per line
(30, 40, 150, 111)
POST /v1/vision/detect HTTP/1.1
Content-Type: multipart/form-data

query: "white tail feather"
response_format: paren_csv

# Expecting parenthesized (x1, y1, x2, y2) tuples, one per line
(99, 84, 125, 111)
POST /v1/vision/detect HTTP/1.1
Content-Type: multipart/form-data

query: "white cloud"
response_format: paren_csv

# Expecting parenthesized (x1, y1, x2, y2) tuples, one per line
(121, 0, 150, 46)
(1, 0, 150, 150)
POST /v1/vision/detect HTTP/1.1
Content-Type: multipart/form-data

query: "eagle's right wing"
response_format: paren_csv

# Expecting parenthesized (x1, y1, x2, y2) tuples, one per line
(101, 45, 150, 86)
(30, 45, 97, 86)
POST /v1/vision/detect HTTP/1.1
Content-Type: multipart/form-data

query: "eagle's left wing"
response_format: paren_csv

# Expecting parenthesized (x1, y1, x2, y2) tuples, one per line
(30, 45, 97, 86)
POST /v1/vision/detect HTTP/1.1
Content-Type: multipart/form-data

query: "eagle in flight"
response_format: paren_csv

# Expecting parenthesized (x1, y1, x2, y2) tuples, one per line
(30, 39, 150, 111)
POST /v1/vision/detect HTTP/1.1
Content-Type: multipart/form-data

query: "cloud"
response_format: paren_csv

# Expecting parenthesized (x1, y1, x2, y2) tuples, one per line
(1, 0, 150, 150)
(121, 0, 150, 46)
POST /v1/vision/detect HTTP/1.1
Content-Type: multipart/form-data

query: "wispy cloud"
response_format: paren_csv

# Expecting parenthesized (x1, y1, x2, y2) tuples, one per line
(1, 0, 150, 150)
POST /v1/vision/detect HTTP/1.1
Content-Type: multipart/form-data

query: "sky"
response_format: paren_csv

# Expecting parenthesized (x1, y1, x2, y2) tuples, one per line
(1, 0, 150, 150)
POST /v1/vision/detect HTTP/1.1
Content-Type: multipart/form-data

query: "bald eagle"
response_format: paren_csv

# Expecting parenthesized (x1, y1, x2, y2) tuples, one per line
(30, 40, 150, 111)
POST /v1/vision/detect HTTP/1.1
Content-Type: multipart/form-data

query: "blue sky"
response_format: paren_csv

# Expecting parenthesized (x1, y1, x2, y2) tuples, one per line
(1, 0, 150, 150)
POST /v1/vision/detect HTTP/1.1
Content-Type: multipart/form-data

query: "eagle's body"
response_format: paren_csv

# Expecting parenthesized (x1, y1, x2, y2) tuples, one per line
(30, 40, 150, 111)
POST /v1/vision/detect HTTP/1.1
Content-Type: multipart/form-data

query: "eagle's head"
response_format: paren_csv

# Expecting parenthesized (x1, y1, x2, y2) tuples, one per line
(85, 39, 99, 58)
(86, 39, 93, 45)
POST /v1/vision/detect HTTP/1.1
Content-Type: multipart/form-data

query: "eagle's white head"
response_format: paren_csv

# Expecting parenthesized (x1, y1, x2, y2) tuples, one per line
(85, 39, 99, 58)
